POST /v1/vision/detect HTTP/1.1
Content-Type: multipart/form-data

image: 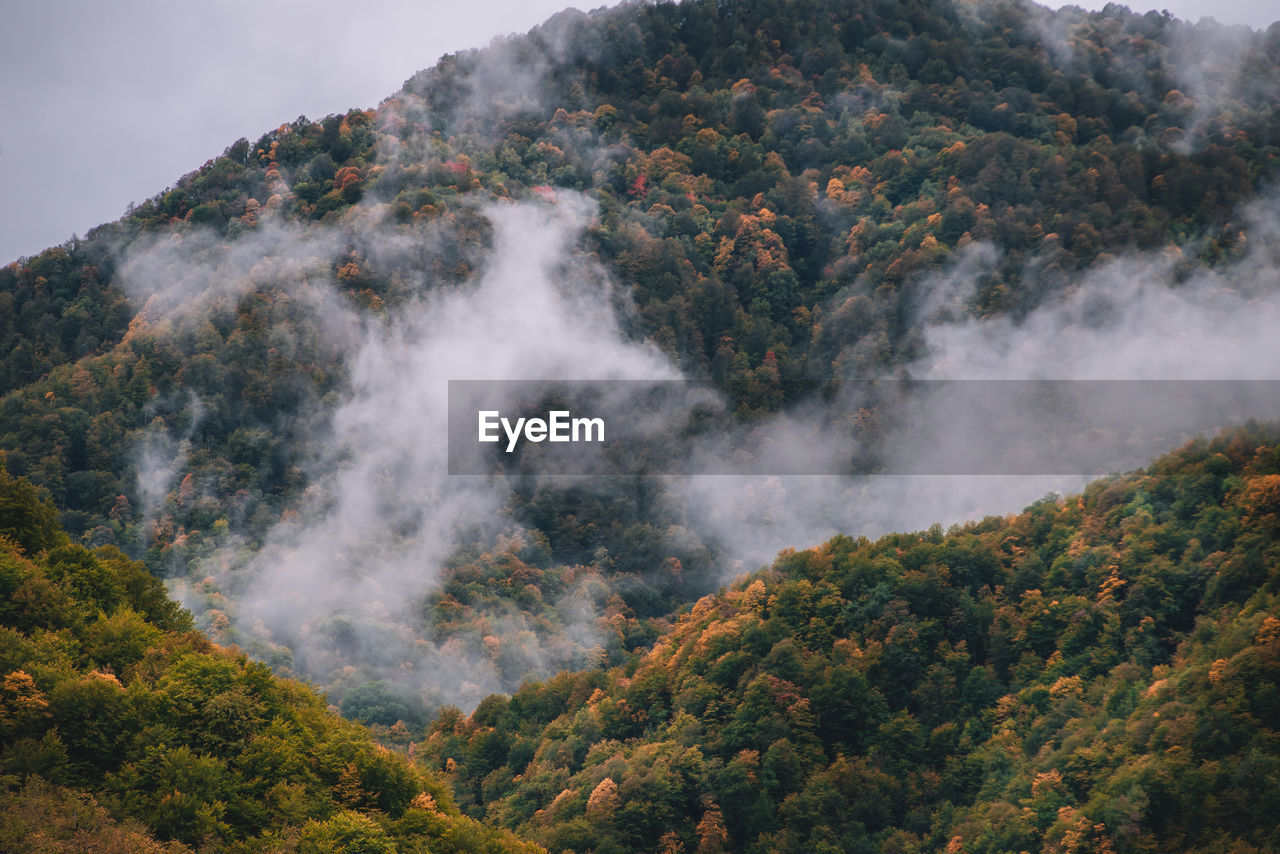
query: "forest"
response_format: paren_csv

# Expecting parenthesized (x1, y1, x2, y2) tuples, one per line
(416, 425, 1280, 852)
(0, 469, 539, 852)
(3, 0, 1280, 849)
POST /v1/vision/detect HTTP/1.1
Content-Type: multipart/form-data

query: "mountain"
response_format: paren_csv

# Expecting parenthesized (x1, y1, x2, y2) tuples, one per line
(3, 0, 1278, 705)
(2, 0, 1280, 849)
(417, 424, 1280, 852)
(0, 468, 540, 852)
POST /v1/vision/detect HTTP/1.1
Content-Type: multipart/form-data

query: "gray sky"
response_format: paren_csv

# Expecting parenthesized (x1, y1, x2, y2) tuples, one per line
(0, 0, 610, 264)
(2, 0, 1276, 265)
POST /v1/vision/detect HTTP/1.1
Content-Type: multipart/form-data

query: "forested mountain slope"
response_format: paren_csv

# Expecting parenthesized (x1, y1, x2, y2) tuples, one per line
(418, 425, 1280, 853)
(0, 470, 541, 852)
(5, 0, 1278, 535)
(0, 0, 1279, 810)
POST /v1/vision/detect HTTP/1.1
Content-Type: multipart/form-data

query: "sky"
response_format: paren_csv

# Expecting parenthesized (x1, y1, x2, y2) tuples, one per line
(2, 0, 1277, 266)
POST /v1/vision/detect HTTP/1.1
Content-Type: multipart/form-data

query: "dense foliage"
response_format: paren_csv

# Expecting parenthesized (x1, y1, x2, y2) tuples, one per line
(0, 469, 541, 853)
(417, 425, 1280, 852)
(3, 0, 1279, 712)
(2, 0, 1280, 848)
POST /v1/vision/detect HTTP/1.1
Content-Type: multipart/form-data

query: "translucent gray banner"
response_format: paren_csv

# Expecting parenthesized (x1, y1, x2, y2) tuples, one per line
(447, 379, 1280, 476)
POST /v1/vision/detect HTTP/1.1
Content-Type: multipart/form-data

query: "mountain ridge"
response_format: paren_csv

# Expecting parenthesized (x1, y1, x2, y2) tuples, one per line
(417, 423, 1280, 852)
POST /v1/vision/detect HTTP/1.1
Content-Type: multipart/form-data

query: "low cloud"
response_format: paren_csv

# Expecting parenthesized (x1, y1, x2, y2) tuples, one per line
(119, 170, 1280, 710)
(124, 193, 678, 709)
(677, 188, 1280, 572)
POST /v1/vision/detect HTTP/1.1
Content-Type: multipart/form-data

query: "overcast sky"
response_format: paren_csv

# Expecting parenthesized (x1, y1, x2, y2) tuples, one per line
(2, 0, 1276, 265)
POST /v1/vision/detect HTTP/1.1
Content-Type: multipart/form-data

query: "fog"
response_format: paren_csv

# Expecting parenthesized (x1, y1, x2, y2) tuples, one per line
(676, 188, 1280, 573)
(115, 181, 1280, 710)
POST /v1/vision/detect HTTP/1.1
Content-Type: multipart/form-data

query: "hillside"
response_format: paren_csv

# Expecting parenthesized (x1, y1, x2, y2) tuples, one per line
(0, 468, 540, 852)
(418, 424, 1280, 853)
